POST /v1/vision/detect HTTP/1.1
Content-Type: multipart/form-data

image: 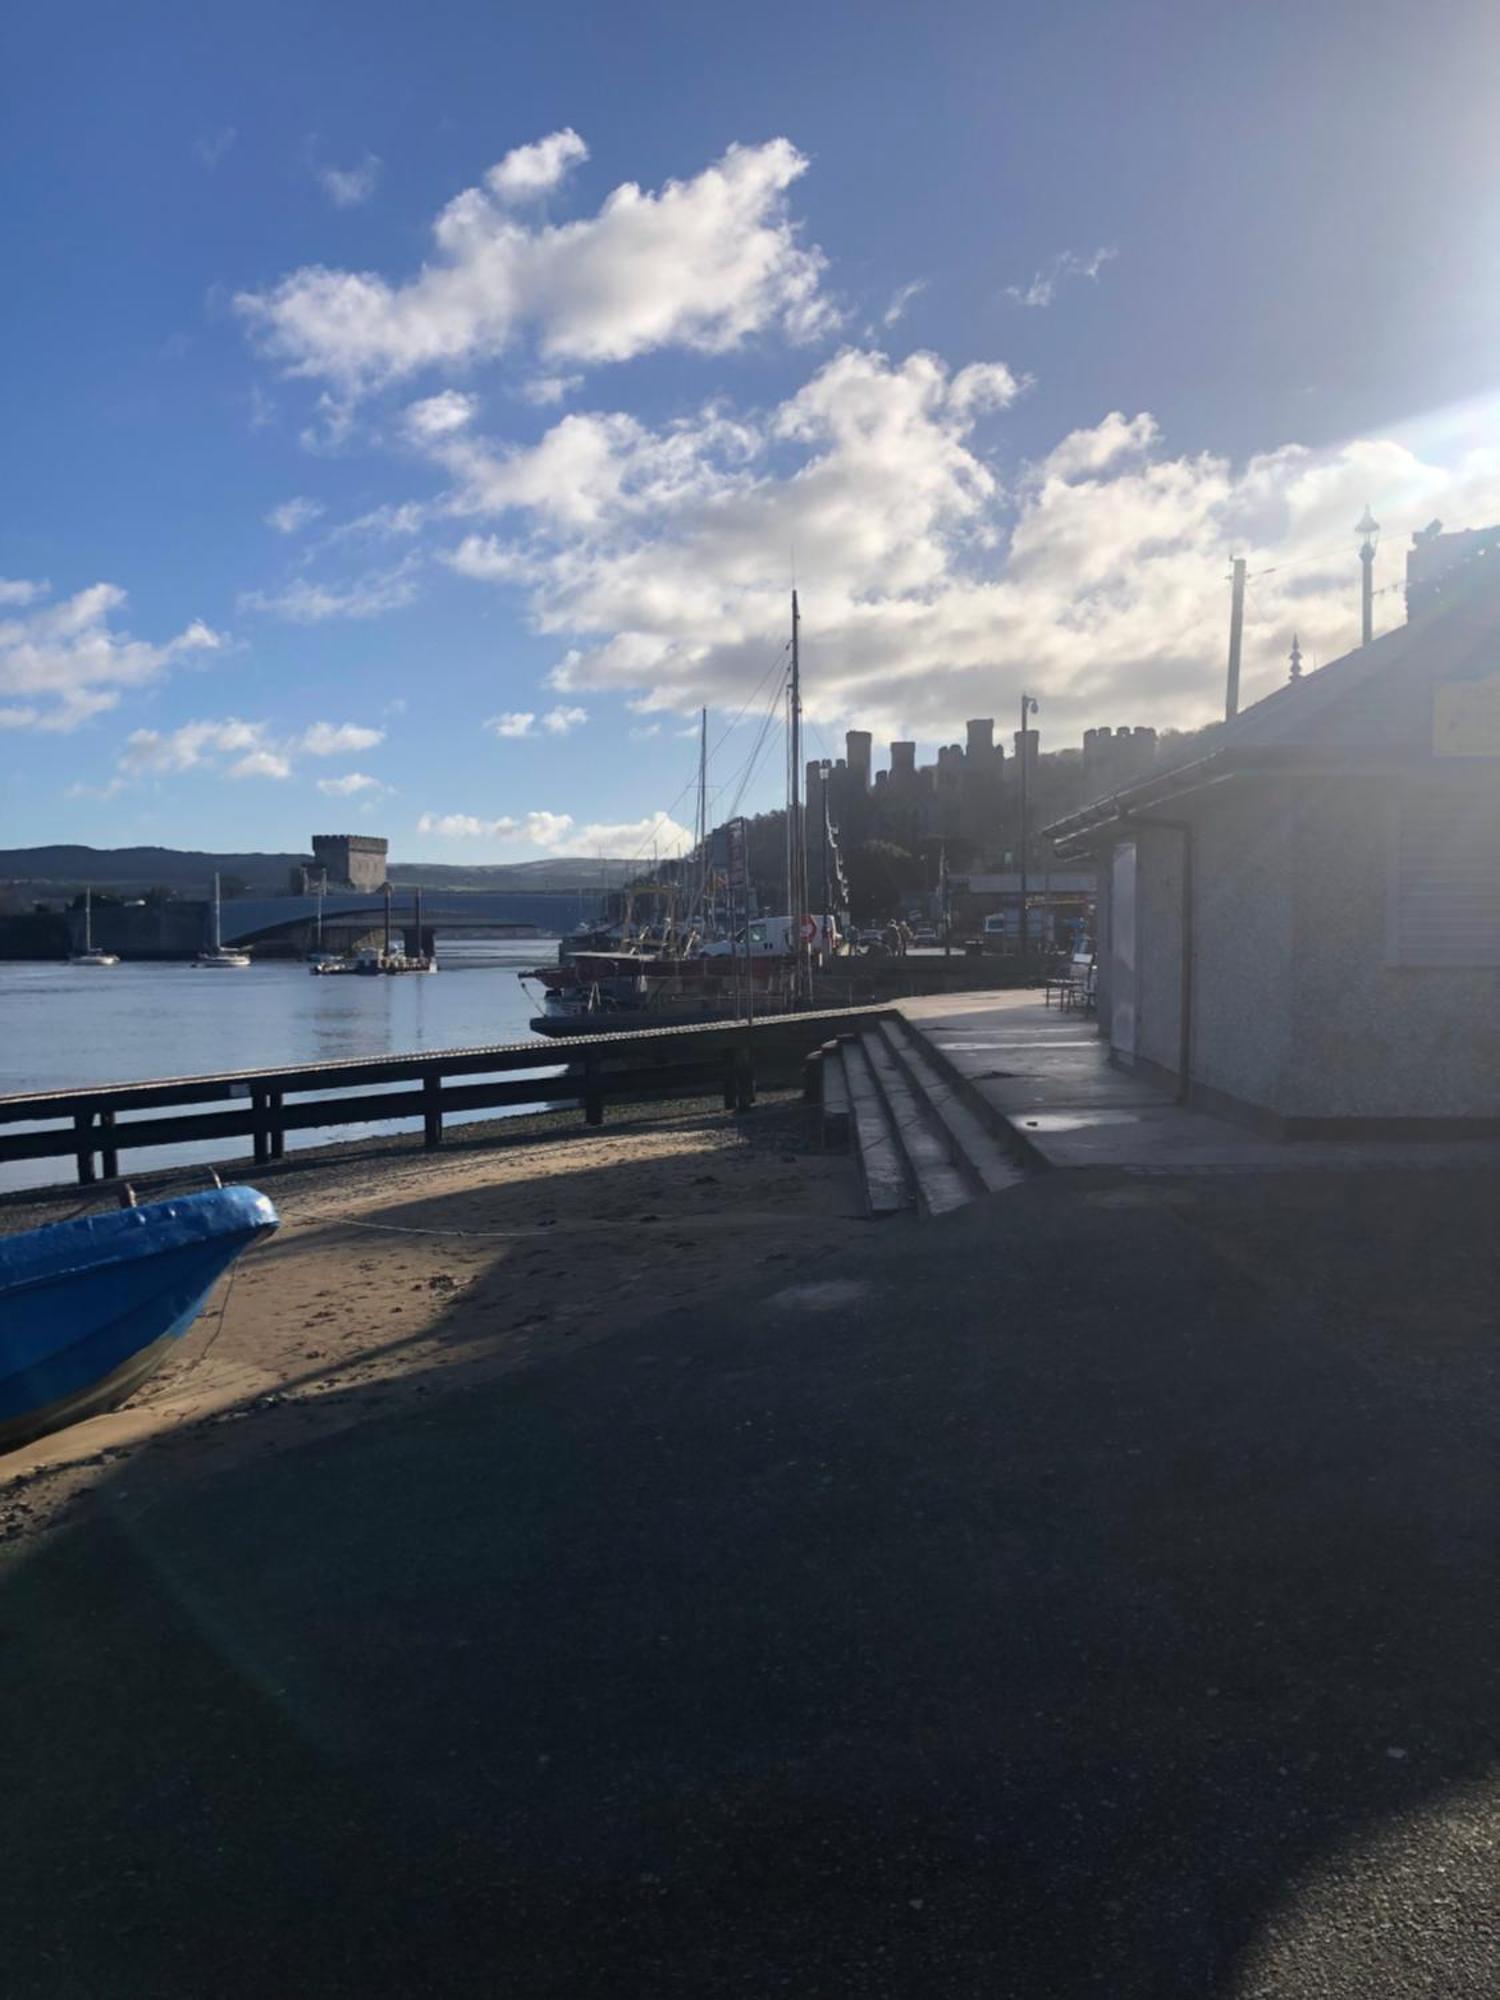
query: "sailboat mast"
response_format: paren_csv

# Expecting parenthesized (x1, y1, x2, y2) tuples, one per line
(788, 590, 809, 1003)
(212, 873, 222, 951)
(696, 704, 708, 924)
(84, 885, 92, 953)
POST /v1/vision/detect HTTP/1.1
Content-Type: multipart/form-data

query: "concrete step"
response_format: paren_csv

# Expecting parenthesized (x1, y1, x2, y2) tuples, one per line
(859, 1030, 975, 1219)
(874, 1018, 1028, 1197)
(840, 1038, 915, 1217)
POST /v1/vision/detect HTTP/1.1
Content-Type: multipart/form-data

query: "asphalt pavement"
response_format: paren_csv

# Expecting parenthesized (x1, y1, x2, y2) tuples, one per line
(5, 1163, 1500, 1996)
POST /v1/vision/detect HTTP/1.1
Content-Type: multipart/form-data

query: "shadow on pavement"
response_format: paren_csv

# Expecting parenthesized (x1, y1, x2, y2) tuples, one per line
(4, 1166, 1500, 1996)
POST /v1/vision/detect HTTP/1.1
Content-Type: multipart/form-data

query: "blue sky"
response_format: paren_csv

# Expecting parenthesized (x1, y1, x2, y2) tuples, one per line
(3, 0, 1498, 860)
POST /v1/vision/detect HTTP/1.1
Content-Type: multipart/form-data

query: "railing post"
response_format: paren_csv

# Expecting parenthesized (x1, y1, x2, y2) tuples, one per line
(721, 1046, 737, 1111)
(251, 1087, 270, 1165)
(423, 1072, 443, 1149)
(98, 1108, 119, 1179)
(269, 1091, 285, 1161)
(584, 1053, 604, 1127)
(74, 1111, 96, 1186)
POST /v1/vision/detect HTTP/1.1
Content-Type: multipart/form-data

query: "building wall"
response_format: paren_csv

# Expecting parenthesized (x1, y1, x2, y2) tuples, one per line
(1279, 776, 1500, 1117)
(1109, 780, 1299, 1107)
(1185, 781, 1300, 1109)
(1116, 774, 1500, 1120)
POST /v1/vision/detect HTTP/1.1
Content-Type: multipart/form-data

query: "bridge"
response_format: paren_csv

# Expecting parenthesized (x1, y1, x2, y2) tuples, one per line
(217, 888, 604, 947)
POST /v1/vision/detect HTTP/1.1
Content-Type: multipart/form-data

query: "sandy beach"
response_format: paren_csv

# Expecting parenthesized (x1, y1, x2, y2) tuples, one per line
(0, 1093, 868, 1539)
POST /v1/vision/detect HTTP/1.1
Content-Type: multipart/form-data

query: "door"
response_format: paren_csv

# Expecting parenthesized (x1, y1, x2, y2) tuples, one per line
(1110, 840, 1137, 1062)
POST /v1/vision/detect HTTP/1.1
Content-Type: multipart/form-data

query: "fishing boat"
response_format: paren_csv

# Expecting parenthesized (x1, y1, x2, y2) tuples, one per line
(194, 873, 251, 968)
(68, 886, 119, 967)
(0, 1185, 279, 1451)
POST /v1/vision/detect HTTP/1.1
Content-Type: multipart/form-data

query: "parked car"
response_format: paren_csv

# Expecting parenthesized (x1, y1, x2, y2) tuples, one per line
(912, 927, 938, 947)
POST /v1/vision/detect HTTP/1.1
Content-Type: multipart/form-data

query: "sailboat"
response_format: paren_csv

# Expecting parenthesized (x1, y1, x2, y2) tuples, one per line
(68, 887, 119, 967)
(193, 873, 251, 968)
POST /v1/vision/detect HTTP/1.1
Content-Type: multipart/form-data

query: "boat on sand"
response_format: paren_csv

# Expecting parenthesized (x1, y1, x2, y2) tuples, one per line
(0, 1186, 279, 1451)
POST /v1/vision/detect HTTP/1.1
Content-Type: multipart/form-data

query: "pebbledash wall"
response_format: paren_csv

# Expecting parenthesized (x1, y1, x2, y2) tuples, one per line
(1103, 774, 1500, 1126)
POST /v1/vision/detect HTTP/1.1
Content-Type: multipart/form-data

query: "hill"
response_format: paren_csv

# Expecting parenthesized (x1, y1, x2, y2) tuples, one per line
(0, 845, 643, 898)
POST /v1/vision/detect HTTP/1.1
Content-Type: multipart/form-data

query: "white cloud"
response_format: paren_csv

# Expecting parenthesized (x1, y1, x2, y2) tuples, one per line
(428, 340, 1500, 741)
(229, 748, 292, 780)
(0, 582, 225, 732)
(882, 278, 926, 327)
(542, 704, 587, 734)
(1006, 245, 1117, 309)
(237, 136, 832, 389)
(238, 559, 420, 621)
(520, 374, 583, 407)
(0, 578, 47, 606)
(487, 710, 536, 738)
(265, 496, 326, 534)
(195, 126, 237, 168)
(299, 720, 385, 755)
(120, 717, 267, 775)
(111, 715, 384, 787)
(486, 128, 589, 203)
(403, 391, 477, 441)
(416, 807, 691, 856)
(317, 770, 388, 796)
(1040, 410, 1159, 481)
(318, 154, 382, 209)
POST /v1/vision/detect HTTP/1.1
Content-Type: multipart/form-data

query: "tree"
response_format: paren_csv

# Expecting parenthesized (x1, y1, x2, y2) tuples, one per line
(845, 839, 923, 923)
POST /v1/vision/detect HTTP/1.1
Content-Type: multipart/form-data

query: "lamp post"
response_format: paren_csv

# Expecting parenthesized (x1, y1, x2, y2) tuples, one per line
(1018, 693, 1039, 961)
(1356, 507, 1380, 647)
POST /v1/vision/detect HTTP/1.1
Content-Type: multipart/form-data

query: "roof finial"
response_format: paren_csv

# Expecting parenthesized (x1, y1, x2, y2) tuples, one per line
(1289, 632, 1303, 682)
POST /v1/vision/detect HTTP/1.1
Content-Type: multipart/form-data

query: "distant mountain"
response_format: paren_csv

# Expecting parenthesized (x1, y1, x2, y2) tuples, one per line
(0, 844, 644, 898)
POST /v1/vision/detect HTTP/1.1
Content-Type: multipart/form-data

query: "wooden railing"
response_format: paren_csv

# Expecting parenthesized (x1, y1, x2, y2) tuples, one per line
(0, 1006, 894, 1189)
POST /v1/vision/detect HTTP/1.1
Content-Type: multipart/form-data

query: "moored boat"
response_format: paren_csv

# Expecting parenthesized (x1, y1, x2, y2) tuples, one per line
(0, 1186, 279, 1451)
(194, 873, 251, 968)
(68, 887, 120, 967)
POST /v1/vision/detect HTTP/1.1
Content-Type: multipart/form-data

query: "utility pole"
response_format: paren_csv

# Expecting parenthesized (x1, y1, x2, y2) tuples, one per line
(1225, 557, 1247, 720)
(1018, 692, 1038, 962)
(1356, 508, 1379, 647)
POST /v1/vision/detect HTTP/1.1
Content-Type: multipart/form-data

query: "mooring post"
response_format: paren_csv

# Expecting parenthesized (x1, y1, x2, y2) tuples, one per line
(74, 1111, 96, 1185)
(423, 1072, 443, 1149)
(583, 1053, 604, 1127)
(802, 1050, 821, 1104)
(98, 1108, 119, 1179)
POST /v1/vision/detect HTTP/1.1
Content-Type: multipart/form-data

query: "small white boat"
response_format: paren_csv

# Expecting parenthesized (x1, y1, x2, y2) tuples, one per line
(68, 888, 119, 967)
(193, 874, 251, 968)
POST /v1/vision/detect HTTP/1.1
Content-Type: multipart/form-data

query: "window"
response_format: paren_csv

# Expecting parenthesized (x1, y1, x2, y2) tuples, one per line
(1388, 785, 1500, 967)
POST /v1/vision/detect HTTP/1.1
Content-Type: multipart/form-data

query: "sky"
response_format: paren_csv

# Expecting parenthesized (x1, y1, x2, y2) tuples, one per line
(3, 0, 1499, 863)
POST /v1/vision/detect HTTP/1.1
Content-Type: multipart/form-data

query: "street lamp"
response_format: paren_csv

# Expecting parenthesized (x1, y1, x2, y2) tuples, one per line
(1018, 693, 1039, 961)
(1356, 507, 1380, 647)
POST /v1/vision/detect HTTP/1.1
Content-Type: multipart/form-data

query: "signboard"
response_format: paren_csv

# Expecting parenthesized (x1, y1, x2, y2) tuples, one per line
(1434, 675, 1500, 757)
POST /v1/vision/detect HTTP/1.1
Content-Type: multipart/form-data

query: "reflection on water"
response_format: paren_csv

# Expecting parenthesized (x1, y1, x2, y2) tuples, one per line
(0, 937, 559, 1193)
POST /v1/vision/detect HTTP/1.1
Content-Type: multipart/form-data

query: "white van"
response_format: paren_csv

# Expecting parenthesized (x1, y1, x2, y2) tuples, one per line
(700, 915, 840, 958)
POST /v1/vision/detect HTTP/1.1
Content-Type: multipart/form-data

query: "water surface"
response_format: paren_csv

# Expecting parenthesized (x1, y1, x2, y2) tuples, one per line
(0, 938, 559, 1192)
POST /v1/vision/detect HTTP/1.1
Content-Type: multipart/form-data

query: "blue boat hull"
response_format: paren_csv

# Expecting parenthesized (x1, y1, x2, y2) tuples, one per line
(0, 1187, 279, 1452)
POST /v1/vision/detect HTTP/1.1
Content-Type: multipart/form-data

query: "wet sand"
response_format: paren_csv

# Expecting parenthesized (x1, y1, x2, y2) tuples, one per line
(0, 1094, 867, 1540)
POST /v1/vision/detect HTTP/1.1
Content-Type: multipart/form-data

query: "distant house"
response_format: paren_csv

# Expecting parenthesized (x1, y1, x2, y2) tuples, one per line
(1045, 532, 1500, 1134)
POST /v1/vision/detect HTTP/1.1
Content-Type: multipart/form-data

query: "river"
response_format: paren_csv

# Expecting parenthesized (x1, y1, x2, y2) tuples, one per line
(0, 939, 560, 1193)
